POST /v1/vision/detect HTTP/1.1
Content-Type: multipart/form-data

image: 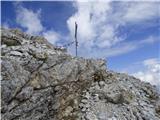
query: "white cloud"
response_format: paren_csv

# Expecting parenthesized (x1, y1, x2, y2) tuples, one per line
(67, 1, 116, 48)
(43, 30, 60, 44)
(16, 5, 43, 34)
(15, 3, 61, 44)
(133, 58, 160, 90)
(122, 2, 159, 23)
(67, 1, 159, 58)
(13, 1, 158, 56)
(140, 36, 159, 44)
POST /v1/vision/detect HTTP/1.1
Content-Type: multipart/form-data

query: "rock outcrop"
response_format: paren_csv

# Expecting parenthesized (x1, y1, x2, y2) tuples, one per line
(1, 28, 160, 120)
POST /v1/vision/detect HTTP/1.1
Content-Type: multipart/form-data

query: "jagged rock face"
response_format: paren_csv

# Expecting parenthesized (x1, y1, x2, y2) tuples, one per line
(1, 28, 160, 120)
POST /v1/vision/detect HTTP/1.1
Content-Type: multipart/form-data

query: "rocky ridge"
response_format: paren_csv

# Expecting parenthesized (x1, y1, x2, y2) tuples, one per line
(1, 28, 160, 120)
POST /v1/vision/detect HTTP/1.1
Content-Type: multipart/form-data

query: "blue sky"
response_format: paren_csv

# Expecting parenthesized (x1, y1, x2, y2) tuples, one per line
(1, 1, 160, 88)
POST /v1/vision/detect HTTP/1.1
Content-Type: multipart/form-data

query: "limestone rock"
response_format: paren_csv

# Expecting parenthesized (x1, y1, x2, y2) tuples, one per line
(156, 100, 160, 115)
(1, 28, 160, 120)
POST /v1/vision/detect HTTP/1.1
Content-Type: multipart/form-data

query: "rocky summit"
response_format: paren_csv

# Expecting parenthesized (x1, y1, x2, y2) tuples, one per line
(1, 28, 160, 120)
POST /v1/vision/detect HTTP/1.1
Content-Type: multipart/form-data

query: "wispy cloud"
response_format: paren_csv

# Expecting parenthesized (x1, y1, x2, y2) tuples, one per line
(119, 57, 160, 90)
(15, 3, 61, 44)
(133, 58, 160, 90)
(13, 1, 159, 57)
(16, 4, 43, 34)
(76, 35, 158, 58)
(42, 30, 60, 45)
(67, 1, 159, 58)
(122, 2, 159, 23)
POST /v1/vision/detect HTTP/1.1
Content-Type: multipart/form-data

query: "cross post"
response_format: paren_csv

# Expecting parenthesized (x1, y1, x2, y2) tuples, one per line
(75, 22, 78, 56)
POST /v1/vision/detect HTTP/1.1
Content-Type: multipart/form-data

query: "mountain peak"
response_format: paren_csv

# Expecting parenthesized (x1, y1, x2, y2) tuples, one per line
(1, 28, 160, 120)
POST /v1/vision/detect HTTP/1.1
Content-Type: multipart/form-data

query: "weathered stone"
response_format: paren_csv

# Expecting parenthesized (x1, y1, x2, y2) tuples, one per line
(63, 106, 73, 117)
(99, 81, 105, 88)
(121, 89, 135, 104)
(16, 86, 33, 101)
(81, 99, 88, 104)
(9, 51, 23, 56)
(1, 28, 160, 120)
(156, 100, 160, 115)
(85, 112, 98, 120)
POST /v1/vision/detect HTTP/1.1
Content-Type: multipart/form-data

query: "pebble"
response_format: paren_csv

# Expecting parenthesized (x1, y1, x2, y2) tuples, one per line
(99, 81, 105, 87)
(84, 92, 90, 99)
(92, 94, 99, 102)
(85, 112, 98, 120)
(1, 44, 6, 48)
(10, 51, 22, 56)
(81, 107, 87, 112)
(81, 99, 88, 103)
(64, 106, 73, 116)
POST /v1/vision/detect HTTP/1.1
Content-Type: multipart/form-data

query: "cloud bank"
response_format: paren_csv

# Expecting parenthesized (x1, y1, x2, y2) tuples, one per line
(133, 58, 160, 91)
(14, 1, 159, 58)
(67, 1, 159, 58)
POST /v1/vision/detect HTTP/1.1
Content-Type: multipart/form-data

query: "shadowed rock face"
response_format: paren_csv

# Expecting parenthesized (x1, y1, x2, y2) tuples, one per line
(1, 28, 160, 120)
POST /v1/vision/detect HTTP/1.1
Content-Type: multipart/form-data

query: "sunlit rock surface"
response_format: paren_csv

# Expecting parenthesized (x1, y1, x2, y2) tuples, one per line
(1, 28, 160, 120)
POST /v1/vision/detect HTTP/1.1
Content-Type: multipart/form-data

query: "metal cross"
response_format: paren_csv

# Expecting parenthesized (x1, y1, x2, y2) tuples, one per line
(75, 22, 78, 56)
